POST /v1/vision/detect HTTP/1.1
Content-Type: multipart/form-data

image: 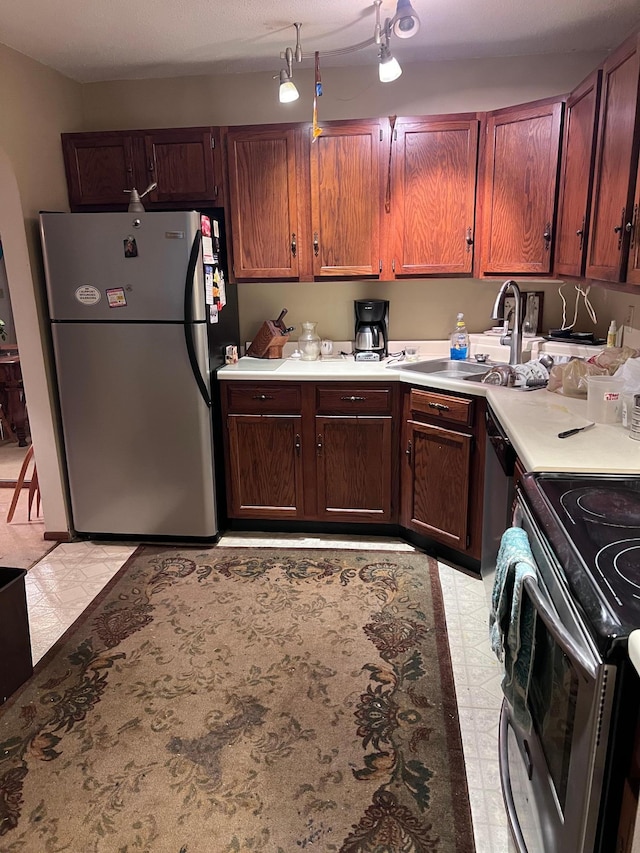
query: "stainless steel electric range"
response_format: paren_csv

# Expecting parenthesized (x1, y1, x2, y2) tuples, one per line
(501, 472, 640, 853)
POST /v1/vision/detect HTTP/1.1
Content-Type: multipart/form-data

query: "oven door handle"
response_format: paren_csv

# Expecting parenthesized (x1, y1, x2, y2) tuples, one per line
(499, 699, 529, 853)
(523, 576, 598, 681)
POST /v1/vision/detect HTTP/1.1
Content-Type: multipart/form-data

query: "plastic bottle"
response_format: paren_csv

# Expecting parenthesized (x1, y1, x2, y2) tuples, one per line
(607, 320, 617, 348)
(450, 313, 470, 360)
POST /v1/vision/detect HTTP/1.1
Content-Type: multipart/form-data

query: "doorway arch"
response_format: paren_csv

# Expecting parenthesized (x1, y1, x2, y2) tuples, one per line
(0, 146, 70, 536)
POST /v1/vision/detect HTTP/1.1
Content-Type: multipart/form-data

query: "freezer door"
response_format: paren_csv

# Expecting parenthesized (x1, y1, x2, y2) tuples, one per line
(40, 211, 205, 322)
(52, 322, 217, 537)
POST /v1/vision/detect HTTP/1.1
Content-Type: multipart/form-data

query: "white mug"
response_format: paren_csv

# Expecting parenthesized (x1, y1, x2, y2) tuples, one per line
(321, 339, 333, 357)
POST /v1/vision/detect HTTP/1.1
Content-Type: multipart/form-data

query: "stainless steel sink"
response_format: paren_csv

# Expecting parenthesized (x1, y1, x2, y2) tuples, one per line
(394, 358, 492, 380)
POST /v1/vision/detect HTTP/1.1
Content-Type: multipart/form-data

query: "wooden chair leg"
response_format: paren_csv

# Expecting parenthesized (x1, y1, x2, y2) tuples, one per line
(27, 464, 40, 521)
(7, 445, 34, 523)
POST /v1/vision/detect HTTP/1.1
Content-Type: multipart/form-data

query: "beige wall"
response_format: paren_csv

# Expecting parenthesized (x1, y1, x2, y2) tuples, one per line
(81, 52, 606, 128)
(0, 42, 84, 534)
(80, 49, 629, 345)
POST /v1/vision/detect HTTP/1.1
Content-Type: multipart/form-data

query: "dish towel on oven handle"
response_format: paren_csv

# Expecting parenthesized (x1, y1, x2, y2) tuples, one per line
(490, 526, 538, 732)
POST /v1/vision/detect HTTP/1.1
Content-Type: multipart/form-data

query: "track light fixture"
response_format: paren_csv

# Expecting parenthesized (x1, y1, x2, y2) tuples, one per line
(277, 23, 302, 104)
(379, 41, 402, 83)
(391, 0, 420, 39)
(275, 3, 419, 103)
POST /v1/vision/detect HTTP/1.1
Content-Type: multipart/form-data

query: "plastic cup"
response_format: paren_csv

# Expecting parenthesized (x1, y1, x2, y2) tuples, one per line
(405, 346, 419, 362)
(586, 375, 623, 424)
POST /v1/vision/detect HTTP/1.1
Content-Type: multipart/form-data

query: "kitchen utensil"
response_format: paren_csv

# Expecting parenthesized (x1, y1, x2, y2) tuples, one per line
(558, 422, 595, 438)
(482, 365, 516, 386)
(274, 308, 288, 330)
(538, 354, 554, 370)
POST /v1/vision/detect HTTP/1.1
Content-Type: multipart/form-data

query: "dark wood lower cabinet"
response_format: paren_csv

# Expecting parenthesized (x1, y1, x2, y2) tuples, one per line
(404, 420, 472, 549)
(401, 386, 485, 560)
(221, 380, 398, 525)
(315, 416, 393, 522)
(226, 414, 303, 519)
(221, 379, 485, 565)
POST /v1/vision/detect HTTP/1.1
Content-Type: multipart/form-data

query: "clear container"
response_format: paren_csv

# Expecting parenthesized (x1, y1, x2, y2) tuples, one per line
(298, 321, 321, 361)
(586, 375, 623, 424)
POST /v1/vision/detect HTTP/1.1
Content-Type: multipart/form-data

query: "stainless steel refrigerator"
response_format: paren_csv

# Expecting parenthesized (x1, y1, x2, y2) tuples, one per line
(40, 210, 236, 540)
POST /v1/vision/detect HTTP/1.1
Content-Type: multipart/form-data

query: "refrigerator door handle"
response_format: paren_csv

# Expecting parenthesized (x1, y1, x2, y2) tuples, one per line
(183, 229, 211, 408)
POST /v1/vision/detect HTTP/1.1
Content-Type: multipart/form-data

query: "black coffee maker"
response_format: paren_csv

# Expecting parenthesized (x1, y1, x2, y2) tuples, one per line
(354, 299, 389, 361)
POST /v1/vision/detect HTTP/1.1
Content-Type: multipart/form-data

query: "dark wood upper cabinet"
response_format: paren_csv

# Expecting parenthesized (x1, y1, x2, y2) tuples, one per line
(309, 120, 383, 278)
(480, 98, 564, 276)
(62, 127, 223, 211)
(62, 132, 139, 209)
(390, 116, 479, 276)
(554, 71, 602, 278)
(586, 34, 640, 283)
(142, 127, 222, 206)
(226, 125, 302, 280)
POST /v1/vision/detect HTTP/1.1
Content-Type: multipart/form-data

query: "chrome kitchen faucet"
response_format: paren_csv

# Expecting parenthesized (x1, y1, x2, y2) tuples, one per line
(492, 280, 523, 366)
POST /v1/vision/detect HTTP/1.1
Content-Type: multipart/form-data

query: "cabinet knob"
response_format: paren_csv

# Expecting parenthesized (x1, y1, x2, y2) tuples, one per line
(614, 208, 626, 249)
(465, 227, 474, 252)
(252, 394, 274, 401)
(428, 402, 450, 412)
(291, 233, 297, 257)
(341, 395, 366, 402)
(295, 434, 301, 455)
(543, 222, 552, 249)
(405, 440, 412, 462)
(316, 434, 323, 455)
(313, 232, 319, 257)
(630, 205, 639, 250)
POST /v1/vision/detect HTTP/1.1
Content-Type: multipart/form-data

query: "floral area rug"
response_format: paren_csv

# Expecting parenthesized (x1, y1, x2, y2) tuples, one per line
(0, 547, 475, 852)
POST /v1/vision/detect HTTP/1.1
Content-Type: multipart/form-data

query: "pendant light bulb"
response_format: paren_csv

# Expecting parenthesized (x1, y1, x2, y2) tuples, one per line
(279, 70, 299, 103)
(392, 0, 420, 39)
(379, 44, 402, 82)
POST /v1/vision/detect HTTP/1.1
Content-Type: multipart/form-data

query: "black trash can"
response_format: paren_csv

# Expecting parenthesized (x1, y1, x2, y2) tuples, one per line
(0, 567, 33, 705)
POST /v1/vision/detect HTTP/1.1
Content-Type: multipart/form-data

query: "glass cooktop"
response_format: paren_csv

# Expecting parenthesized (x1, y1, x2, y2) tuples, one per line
(521, 473, 640, 648)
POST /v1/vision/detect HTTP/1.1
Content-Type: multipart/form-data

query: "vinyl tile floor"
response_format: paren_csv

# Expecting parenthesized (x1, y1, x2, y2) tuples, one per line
(22, 532, 507, 853)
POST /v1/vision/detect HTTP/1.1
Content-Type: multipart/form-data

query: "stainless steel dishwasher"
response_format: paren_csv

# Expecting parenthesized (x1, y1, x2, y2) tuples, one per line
(480, 404, 517, 602)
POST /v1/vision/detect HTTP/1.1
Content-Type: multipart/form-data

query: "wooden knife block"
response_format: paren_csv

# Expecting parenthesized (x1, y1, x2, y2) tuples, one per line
(247, 321, 289, 359)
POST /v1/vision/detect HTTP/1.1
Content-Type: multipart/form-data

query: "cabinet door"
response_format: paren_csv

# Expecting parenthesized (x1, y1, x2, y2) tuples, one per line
(62, 133, 138, 208)
(391, 118, 479, 275)
(587, 35, 640, 283)
(626, 155, 640, 285)
(309, 120, 382, 277)
(480, 99, 563, 275)
(143, 128, 221, 205)
(226, 126, 301, 279)
(315, 416, 392, 522)
(227, 415, 303, 519)
(554, 71, 602, 278)
(402, 419, 472, 551)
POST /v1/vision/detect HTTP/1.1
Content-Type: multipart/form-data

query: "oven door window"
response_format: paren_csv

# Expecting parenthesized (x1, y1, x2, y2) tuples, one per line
(528, 609, 579, 815)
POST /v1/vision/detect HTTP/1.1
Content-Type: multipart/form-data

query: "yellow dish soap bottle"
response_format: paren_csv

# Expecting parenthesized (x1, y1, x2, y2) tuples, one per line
(450, 313, 469, 361)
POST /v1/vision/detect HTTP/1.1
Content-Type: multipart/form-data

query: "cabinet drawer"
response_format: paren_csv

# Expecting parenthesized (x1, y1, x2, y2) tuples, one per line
(315, 386, 393, 415)
(409, 389, 473, 426)
(225, 383, 301, 414)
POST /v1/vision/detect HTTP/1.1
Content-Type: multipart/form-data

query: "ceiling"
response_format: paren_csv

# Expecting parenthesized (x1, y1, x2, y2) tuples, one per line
(0, 0, 639, 84)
